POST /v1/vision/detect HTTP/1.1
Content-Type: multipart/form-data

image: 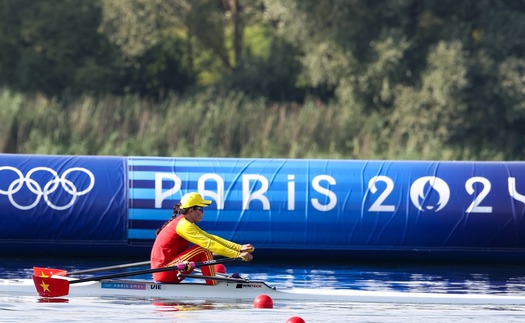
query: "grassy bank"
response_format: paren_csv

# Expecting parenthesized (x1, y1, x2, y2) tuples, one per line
(0, 89, 499, 160)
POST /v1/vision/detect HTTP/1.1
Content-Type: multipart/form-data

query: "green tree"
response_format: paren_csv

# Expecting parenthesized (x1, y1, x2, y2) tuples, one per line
(261, 0, 525, 159)
(0, 0, 120, 96)
(0, 0, 193, 98)
(101, 0, 238, 85)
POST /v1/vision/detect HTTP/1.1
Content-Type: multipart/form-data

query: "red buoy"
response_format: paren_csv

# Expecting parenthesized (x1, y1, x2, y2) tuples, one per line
(214, 264, 227, 274)
(286, 316, 305, 323)
(253, 294, 274, 308)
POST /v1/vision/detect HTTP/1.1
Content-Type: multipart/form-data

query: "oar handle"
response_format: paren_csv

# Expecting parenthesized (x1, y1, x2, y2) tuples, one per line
(69, 257, 243, 284)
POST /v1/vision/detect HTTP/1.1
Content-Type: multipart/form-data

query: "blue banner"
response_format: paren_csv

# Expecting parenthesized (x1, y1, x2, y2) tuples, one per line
(0, 154, 126, 243)
(128, 158, 525, 251)
(3, 153, 525, 259)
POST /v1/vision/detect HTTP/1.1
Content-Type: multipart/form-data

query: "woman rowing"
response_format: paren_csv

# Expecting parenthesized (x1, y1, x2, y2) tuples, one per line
(150, 192, 254, 285)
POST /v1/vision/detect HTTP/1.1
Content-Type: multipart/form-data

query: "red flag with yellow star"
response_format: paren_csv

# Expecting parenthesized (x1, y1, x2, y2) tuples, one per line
(33, 267, 67, 277)
(32, 275, 69, 297)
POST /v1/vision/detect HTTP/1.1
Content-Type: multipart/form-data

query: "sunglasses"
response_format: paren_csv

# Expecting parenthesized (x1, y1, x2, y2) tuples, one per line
(192, 206, 204, 212)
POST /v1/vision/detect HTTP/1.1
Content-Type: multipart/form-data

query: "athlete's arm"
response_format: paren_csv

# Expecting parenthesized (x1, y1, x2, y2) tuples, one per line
(176, 218, 241, 258)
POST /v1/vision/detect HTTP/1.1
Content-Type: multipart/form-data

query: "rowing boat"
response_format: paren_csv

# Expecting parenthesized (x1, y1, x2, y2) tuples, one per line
(3, 258, 525, 305)
(3, 277, 525, 305)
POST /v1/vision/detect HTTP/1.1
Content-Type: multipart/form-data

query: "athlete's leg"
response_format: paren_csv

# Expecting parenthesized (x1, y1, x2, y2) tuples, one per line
(154, 245, 217, 285)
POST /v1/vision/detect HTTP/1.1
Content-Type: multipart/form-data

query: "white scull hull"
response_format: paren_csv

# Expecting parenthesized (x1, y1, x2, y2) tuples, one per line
(2, 278, 525, 305)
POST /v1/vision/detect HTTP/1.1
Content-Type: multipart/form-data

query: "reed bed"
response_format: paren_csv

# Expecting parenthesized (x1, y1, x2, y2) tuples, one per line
(0, 88, 465, 160)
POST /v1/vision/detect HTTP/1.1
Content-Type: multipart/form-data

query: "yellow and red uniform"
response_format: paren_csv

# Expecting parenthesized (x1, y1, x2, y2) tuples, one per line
(151, 215, 242, 285)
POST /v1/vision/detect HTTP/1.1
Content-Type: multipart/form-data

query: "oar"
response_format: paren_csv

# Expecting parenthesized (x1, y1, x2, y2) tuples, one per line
(34, 250, 251, 277)
(33, 261, 150, 277)
(177, 273, 249, 283)
(33, 257, 243, 298)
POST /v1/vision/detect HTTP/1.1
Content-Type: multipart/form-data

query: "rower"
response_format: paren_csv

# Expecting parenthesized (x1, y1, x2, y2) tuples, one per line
(150, 192, 255, 285)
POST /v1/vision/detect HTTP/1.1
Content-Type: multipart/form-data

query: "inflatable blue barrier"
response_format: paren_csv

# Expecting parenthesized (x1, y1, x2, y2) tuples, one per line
(2, 153, 525, 262)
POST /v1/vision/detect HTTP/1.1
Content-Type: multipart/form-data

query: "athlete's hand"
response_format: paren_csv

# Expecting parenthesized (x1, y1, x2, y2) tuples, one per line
(240, 251, 253, 262)
(241, 244, 255, 253)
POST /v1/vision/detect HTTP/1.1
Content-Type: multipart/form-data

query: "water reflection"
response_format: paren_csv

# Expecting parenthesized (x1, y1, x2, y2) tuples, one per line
(98, 296, 247, 313)
(234, 262, 525, 296)
(37, 297, 69, 303)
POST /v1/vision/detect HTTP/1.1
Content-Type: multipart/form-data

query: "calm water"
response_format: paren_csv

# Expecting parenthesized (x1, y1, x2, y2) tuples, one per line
(2, 257, 525, 322)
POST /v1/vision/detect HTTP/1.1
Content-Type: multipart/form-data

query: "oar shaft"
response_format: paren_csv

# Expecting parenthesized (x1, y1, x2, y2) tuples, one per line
(177, 273, 249, 283)
(67, 261, 150, 275)
(69, 257, 243, 284)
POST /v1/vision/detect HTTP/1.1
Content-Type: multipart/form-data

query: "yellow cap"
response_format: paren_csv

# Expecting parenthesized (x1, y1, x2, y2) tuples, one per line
(180, 192, 212, 209)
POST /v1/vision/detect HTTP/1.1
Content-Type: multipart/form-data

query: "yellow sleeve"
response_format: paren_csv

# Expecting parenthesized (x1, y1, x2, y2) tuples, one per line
(176, 217, 241, 258)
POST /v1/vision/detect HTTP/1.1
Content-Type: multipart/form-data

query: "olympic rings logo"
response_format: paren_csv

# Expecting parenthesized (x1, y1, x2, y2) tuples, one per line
(0, 166, 95, 210)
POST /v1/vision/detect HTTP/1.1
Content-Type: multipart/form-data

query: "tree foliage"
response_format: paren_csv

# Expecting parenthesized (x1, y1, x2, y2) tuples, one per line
(0, 0, 524, 160)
